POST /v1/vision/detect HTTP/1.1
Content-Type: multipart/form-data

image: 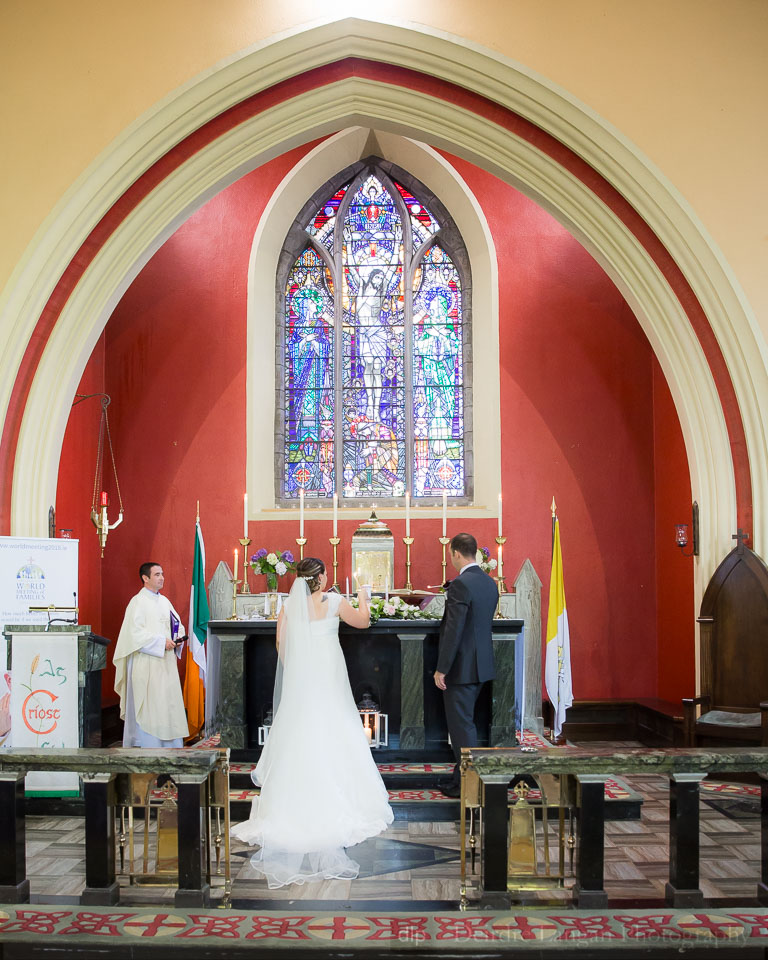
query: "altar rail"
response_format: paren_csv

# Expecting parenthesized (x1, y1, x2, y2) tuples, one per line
(0, 748, 224, 907)
(465, 745, 768, 908)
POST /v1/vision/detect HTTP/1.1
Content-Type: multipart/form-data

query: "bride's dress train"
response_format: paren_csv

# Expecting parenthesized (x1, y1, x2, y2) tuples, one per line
(231, 588, 393, 887)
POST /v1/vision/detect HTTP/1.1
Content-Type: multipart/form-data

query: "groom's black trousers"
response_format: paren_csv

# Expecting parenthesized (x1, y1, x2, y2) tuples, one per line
(443, 681, 484, 786)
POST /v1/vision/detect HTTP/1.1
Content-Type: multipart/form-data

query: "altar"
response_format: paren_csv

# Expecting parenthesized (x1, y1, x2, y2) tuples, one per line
(205, 551, 542, 754)
(207, 613, 535, 755)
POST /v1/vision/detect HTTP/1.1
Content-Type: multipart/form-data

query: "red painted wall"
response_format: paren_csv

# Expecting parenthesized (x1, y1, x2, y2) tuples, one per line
(448, 156, 661, 697)
(55, 334, 105, 686)
(94, 144, 336, 705)
(653, 360, 696, 699)
(57, 144, 694, 709)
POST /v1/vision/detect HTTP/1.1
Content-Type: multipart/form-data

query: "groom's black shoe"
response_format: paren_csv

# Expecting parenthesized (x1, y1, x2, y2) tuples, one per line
(437, 779, 461, 798)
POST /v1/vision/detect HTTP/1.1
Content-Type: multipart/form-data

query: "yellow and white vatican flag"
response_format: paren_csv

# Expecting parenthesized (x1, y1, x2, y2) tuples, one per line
(545, 516, 573, 739)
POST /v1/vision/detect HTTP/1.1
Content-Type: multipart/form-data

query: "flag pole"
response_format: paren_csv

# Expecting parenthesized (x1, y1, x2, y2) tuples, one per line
(196, 500, 200, 524)
(551, 496, 557, 555)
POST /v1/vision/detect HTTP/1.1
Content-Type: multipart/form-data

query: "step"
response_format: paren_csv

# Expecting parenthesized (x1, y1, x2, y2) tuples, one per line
(227, 771, 643, 822)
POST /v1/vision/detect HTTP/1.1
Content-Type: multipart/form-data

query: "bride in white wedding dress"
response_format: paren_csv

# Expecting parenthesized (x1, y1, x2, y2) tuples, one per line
(231, 557, 394, 888)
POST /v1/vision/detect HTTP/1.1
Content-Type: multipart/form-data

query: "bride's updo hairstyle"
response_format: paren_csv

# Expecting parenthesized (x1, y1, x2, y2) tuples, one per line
(296, 557, 325, 593)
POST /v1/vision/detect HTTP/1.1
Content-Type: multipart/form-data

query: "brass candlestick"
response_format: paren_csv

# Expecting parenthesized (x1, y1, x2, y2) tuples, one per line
(329, 536, 340, 590)
(227, 578, 241, 620)
(402, 536, 414, 592)
(495, 535, 507, 593)
(439, 535, 450, 586)
(239, 537, 251, 593)
(295, 536, 307, 561)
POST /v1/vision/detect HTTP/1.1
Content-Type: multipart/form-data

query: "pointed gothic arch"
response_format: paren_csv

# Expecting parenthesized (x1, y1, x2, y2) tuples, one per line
(0, 17, 762, 603)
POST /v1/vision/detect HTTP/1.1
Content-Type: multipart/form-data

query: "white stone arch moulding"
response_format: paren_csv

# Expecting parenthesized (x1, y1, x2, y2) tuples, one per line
(1, 16, 765, 597)
(246, 126, 501, 522)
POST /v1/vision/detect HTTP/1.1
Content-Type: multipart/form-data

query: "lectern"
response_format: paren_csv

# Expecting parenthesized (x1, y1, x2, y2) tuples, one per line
(3, 625, 109, 793)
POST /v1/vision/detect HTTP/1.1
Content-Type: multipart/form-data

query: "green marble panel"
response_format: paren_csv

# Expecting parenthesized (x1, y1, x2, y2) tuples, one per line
(210, 633, 248, 749)
(490, 634, 516, 746)
(399, 633, 426, 749)
(469, 745, 768, 779)
(0, 747, 222, 776)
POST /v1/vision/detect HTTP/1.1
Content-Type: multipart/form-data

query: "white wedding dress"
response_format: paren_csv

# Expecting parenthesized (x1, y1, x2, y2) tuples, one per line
(231, 583, 393, 887)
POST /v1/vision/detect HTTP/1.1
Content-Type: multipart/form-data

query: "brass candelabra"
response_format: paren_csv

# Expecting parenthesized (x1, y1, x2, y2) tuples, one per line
(227, 577, 241, 620)
(495, 535, 507, 593)
(402, 536, 414, 592)
(439, 535, 451, 586)
(90, 502, 123, 558)
(329, 537, 340, 590)
(295, 536, 307, 561)
(239, 537, 251, 593)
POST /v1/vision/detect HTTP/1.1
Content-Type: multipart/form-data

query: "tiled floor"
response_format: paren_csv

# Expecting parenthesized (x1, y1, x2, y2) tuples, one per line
(24, 774, 761, 907)
(231, 820, 463, 902)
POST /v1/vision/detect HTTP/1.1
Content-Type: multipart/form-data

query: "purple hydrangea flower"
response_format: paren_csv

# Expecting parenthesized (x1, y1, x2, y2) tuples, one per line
(281, 550, 294, 563)
(255, 548, 268, 559)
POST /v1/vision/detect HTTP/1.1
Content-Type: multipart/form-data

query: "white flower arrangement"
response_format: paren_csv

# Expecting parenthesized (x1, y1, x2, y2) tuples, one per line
(352, 593, 439, 623)
(477, 547, 498, 573)
(249, 548, 296, 591)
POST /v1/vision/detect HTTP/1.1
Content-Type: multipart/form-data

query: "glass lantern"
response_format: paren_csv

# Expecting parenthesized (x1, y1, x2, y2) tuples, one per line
(357, 692, 389, 748)
(257, 706, 274, 746)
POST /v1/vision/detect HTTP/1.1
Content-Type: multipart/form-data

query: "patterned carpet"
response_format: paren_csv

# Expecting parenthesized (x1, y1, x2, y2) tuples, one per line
(2, 904, 768, 953)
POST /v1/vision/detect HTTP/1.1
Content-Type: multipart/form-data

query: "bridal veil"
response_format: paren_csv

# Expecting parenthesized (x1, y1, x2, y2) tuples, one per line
(231, 577, 393, 887)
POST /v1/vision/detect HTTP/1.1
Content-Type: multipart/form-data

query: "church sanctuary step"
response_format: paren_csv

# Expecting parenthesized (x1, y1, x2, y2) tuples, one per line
(227, 772, 642, 823)
(230, 759, 457, 790)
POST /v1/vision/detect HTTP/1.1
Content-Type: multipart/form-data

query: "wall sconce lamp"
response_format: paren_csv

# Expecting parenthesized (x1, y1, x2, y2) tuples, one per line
(675, 501, 699, 557)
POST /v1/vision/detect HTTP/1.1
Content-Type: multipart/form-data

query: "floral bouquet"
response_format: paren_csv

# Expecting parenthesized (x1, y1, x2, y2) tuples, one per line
(351, 593, 440, 624)
(478, 546, 498, 574)
(249, 549, 295, 591)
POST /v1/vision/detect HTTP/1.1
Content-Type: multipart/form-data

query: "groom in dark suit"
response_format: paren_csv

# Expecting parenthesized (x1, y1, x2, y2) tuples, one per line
(434, 532, 499, 797)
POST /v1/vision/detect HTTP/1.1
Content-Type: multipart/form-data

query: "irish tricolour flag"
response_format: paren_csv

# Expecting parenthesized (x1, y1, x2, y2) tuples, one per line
(183, 519, 210, 740)
(545, 517, 573, 739)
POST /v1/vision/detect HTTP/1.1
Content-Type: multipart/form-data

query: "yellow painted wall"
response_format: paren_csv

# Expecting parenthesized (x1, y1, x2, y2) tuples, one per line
(1, 0, 766, 336)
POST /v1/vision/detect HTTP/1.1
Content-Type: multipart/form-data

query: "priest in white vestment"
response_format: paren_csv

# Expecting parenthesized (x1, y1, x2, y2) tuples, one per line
(114, 562, 189, 747)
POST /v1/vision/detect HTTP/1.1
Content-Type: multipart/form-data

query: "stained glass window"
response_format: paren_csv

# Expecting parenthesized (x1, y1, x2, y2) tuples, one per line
(284, 248, 335, 498)
(394, 181, 440, 249)
(306, 183, 349, 251)
(412, 245, 464, 497)
(341, 176, 406, 498)
(280, 164, 470, 502)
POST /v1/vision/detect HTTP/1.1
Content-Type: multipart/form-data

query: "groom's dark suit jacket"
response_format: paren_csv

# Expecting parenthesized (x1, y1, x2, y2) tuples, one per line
(437, 564, 498, 683)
